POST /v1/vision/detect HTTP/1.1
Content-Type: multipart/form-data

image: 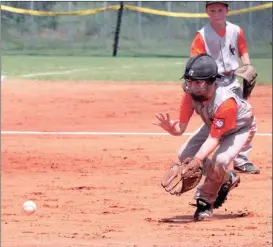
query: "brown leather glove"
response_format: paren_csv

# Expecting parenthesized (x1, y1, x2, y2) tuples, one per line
(161, 157, 203, 196)
(234, 64, 257, 100)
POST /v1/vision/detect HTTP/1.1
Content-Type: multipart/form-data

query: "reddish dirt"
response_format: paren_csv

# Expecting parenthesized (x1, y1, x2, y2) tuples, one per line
(1, 80, 272, 247)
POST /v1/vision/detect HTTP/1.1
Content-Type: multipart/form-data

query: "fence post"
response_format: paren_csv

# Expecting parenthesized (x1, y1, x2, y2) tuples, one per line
(104, 1, 107, 19)
(103, 1, 108, 42)
(113, 2, 124, 57)
(167, 2, 171, 40)
(68, 1, 73, 48)
(248, 1, 253, 45)
(138, 1, 142, 47)
(29, 1, 35, 51)
(195, 2, 200, 31)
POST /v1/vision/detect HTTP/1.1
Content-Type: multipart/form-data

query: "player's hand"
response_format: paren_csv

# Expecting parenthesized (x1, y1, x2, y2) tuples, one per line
(153, 112, 179, 132)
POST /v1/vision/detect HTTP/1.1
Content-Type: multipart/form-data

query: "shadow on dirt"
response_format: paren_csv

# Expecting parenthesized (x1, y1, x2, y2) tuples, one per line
(158, 211, 252, 224)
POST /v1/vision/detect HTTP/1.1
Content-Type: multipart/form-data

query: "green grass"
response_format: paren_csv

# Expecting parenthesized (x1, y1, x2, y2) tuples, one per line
(2, 55, 272, 84)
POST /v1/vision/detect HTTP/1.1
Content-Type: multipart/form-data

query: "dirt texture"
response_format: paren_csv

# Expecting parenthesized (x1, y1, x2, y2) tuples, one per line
(2, 80, 272, 247)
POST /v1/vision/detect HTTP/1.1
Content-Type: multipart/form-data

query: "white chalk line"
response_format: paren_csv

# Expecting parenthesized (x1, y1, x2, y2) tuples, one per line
(19, 67, 131, 78)
(20, 69, 88, 78)
(1, 131, 272, 137)
(17, 62, 184, 78)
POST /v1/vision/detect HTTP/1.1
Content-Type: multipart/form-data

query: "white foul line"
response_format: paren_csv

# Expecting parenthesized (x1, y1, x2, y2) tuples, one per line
(20, 69, 87, 78)
(1, 131, 272, 136)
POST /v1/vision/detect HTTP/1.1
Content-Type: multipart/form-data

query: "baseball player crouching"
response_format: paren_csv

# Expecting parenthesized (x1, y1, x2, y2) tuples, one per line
(154, 54, 256, 221)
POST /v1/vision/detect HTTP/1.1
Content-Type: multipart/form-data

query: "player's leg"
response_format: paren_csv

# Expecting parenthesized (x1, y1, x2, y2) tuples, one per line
(231, 82, 260, 174)
(193, 121, 256, 221)
(177, 123, 212, 216)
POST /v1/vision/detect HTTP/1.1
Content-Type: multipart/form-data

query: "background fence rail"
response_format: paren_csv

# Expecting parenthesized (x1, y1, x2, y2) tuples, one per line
(1, 1, 272, 57)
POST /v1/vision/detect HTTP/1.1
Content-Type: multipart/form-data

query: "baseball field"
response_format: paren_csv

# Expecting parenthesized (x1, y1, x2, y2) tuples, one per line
(1, 56, 272, 247)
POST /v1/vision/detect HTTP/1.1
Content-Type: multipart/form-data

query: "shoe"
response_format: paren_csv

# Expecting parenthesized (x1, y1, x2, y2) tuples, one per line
(234, 163, 260, 174)
(213, 171, 240, 209)
(193, 198, 213, 221)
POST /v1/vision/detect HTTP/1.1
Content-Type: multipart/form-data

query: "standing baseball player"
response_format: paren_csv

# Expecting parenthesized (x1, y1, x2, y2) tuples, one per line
(189, 1, 259, 174)
(154, 54, 256, 221)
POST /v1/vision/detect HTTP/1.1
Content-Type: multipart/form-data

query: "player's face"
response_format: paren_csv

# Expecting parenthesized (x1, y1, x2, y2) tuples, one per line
(184, 79, 207, 95)
(183, 79, 215, 102)
(206, 3, 228, 25)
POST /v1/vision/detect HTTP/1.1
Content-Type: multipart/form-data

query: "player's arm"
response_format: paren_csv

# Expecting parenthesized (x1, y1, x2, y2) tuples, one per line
(153, 93, 194, 136)
(169, 119, 188, 136)
(195, 98, 238, 161)
(241, 52, 251, 65)
(238, 28, 251, 65)
(190, 32, 206, 57)
(153, 113, 187, 136)
(194, 136, 220, 161)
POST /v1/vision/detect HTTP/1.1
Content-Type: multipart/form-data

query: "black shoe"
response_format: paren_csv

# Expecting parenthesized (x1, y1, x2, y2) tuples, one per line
(234, 163, 260, 174)
(213, 171, 240, 209)
(193, 198, 213, 221)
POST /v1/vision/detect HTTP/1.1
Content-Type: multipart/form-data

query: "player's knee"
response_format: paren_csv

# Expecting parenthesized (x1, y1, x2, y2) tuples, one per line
(212, 153, 232, 170)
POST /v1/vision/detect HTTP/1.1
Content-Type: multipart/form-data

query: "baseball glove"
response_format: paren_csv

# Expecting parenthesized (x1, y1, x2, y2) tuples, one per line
(234, 64, 257, 100)
(161, 157, 203, 196)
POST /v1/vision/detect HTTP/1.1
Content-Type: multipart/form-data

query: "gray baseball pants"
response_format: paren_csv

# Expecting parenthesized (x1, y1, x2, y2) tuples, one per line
(177, 120, 256, 204)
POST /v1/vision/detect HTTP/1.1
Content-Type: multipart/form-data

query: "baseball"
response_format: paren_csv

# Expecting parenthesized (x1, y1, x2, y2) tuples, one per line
(1, 75, 6, 83)
(22, 200, 37, 215)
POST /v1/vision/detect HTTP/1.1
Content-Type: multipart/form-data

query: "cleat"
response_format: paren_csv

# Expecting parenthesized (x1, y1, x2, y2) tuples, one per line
(213, 171, 240, 209)
(234, 163, 260, 174)
(193, 198, 213, 221)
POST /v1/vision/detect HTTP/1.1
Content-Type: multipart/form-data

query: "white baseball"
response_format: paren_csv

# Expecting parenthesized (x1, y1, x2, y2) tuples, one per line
(22, 200, 37, 215)
(1, 75, 6, 83)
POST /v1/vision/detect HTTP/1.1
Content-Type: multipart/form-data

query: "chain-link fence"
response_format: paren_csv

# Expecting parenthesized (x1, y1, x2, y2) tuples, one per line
(1, 1, 272, 57)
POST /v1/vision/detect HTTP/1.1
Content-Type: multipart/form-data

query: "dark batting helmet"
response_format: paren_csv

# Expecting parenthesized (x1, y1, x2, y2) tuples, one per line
(181, 54, 221, 97)
(205, 1, 229, 8)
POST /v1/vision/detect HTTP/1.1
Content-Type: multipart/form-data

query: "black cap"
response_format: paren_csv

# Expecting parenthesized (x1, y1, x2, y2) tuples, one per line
(206, 1, 229, 7)
(182, 54, 219, 81)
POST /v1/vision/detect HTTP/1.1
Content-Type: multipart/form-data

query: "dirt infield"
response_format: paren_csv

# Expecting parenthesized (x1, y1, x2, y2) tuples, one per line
(2, 80, 272, 247)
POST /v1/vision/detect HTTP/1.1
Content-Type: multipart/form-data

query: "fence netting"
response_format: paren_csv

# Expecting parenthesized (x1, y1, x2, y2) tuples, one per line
(1, 1, 272, 57)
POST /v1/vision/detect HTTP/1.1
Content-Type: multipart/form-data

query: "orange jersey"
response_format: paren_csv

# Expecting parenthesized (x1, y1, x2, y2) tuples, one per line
(190, 28, 248, 57)
(179, 94, 238, 138)
(210, 98, 238, 138)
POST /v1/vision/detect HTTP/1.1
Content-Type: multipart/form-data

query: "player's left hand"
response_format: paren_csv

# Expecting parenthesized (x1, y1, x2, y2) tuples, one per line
(161, 157, 203, 196)
(153, 112, 179, 132)
(234, 64, 257, 99)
